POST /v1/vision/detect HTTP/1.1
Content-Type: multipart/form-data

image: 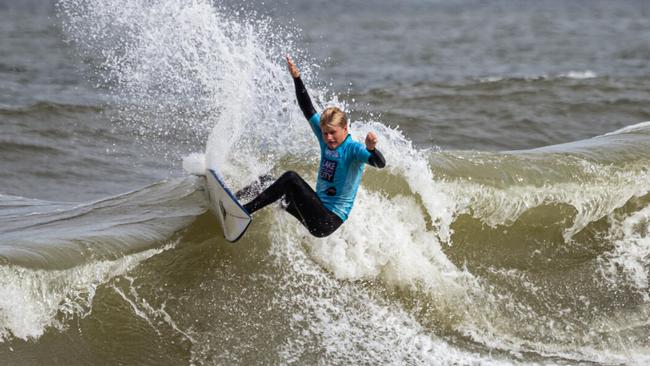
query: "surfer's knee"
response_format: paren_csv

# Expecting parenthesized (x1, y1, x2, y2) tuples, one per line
(281, 170, 302, 184)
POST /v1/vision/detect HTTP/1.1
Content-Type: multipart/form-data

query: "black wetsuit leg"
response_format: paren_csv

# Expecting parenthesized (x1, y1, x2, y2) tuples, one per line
(243, 171, 343, 237)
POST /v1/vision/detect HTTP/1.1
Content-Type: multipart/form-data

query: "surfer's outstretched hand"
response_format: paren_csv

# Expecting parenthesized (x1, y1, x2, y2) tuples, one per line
(365, 131, 378, 151)
(286, 55, 300, 78)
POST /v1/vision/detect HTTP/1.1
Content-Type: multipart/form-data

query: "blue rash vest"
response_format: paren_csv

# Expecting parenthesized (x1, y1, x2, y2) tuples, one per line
(308, 113, 372, 221)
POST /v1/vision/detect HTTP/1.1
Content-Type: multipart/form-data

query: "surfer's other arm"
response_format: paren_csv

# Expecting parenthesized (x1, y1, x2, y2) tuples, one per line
(287, 55, 317, 121)
(365, 131, 386, 168)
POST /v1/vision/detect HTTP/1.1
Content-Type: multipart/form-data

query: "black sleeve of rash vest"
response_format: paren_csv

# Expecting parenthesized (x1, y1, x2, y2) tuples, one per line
(293, 76, 317, 121)
(368, 148, 386, 168)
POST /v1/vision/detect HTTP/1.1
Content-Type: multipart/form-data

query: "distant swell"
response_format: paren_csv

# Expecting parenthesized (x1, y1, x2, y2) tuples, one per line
(0, 101, 102, 115)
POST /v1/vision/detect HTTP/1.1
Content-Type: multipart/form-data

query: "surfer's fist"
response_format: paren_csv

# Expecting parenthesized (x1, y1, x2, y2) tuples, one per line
(286, 55, 300, 79)
(365, 132, 378, 151)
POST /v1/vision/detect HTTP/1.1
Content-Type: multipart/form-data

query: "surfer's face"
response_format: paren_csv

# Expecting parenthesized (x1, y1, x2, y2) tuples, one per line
(321, 124, 348, 149)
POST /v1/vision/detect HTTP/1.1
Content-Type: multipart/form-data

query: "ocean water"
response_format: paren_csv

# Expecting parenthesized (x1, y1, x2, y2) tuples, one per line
(2, 0, 650, 364)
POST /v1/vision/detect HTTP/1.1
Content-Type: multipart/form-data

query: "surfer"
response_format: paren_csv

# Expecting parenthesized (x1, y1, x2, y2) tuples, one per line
(240, 55, 386, 237)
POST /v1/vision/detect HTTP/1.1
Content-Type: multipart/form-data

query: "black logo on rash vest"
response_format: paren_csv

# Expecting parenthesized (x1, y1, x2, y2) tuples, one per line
(320, 158, 337, 182)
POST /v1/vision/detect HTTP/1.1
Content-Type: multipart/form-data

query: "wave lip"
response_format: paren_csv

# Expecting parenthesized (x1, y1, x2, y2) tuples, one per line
(0, 177, 206, 269)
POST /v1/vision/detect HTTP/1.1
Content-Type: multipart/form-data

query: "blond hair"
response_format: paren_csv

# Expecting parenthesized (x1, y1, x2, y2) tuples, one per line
(320, 107, 348, 129)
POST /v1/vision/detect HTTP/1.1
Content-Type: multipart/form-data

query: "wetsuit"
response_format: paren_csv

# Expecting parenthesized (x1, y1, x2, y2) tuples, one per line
(243, 76, 386, 237)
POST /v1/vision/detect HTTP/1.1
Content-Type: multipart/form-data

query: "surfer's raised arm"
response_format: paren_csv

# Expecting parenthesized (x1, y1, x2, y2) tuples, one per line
(286, 55, 385, 169)
(287, 55, 317, 121)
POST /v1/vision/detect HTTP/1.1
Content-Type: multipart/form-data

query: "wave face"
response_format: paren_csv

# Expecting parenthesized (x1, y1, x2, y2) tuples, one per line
(1, 0, 649, 365)
(0, 177, 205, 340)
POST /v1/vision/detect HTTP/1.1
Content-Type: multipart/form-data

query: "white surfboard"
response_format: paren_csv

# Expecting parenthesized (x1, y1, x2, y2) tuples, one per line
(205, 169, 252, 242)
